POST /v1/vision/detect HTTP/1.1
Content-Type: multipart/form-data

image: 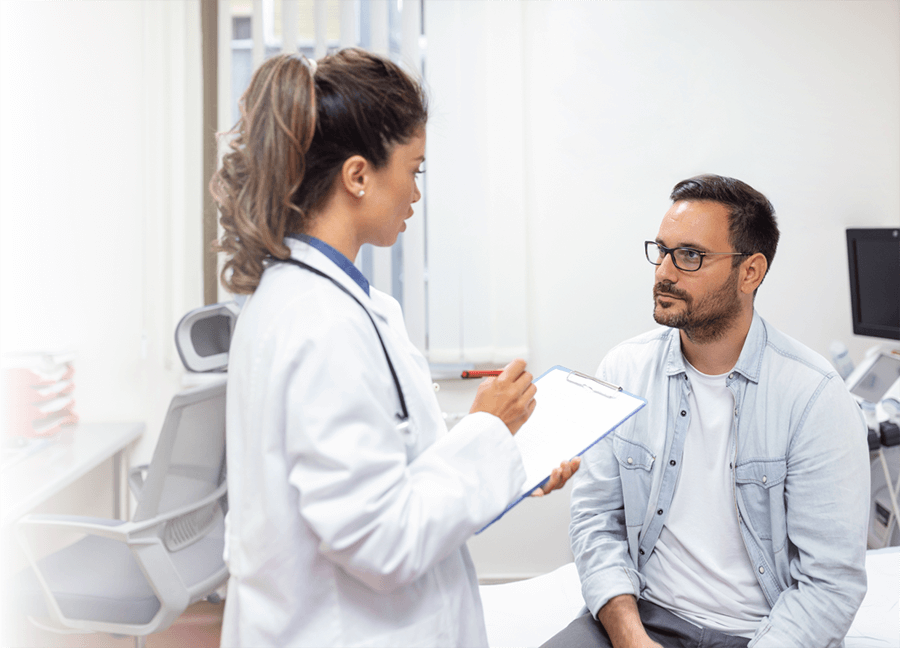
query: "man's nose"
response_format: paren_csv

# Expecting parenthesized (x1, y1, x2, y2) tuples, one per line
(655, 250, 679, 283)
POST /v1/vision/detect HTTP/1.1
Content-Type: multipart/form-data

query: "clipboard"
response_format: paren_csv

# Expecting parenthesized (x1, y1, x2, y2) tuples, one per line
(477, 365, 646, 533)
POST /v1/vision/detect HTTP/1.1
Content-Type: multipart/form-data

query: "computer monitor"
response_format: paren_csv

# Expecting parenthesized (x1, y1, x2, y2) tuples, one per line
(846, 228, 900, 341)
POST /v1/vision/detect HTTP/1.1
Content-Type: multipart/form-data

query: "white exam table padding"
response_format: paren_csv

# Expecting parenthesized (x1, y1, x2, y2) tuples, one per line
(479, 547, 899, 648)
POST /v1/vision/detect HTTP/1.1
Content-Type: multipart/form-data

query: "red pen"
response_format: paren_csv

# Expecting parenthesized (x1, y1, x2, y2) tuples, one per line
(460, 369, 503, 379)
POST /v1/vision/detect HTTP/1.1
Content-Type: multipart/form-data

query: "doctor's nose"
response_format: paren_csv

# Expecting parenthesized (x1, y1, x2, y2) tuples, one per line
(412, 182, 421, 204)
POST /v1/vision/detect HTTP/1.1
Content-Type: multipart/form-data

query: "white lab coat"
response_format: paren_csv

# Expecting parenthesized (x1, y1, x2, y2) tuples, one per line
(220, 238, 527, 648)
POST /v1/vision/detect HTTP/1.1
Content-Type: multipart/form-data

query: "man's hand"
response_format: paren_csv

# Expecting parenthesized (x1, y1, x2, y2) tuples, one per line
(597, 595, 663, 648)
(530, 457, 581, 496)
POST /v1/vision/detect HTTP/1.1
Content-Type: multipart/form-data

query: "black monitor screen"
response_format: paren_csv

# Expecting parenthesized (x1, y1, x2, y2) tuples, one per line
(846, 228, 900, 340)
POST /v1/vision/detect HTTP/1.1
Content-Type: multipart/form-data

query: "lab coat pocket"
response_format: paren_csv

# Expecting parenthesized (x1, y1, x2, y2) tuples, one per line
(735, 458, 787, 546)
(612, 435, 656, 530)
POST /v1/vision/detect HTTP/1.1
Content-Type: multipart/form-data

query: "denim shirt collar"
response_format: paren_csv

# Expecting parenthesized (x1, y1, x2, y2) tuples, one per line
(662, 310, 766, 384)
(286, 233, 370, 296)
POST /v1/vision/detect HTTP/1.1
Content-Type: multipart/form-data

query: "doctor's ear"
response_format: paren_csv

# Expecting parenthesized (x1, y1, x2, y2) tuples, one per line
(340, 155, 370, 198)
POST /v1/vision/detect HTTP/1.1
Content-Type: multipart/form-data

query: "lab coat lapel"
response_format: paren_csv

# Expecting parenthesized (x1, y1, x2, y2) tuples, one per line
(283, 238, 385, 319)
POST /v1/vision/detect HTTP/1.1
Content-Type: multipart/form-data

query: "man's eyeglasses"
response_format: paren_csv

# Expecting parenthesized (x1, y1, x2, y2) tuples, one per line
(644, 241, 749, 272)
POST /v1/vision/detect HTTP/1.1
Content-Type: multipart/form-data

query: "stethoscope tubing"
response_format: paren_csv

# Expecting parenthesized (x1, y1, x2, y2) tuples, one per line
(268, 256, 410, 425)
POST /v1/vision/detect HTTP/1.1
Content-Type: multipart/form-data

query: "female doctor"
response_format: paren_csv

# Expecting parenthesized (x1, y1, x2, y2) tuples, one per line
(210, 49, 578, 648)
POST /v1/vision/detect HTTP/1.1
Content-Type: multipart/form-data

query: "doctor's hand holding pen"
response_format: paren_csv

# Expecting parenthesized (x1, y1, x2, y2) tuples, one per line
(469, 359, 536, 434)
(467, 358, 581, 496)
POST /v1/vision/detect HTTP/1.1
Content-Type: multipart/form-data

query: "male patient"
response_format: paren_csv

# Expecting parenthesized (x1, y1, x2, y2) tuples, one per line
(544, 175, 870, 648)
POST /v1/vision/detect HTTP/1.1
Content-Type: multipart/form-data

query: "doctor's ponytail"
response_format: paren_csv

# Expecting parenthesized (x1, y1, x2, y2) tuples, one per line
(210, 49, 427, 294)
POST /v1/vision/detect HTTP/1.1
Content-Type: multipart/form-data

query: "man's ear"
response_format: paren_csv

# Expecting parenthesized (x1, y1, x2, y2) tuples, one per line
(740, 252, 768, 295)
(340, 155, 369, 198)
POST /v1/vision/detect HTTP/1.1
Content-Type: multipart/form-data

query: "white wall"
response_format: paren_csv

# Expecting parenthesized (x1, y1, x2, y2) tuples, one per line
(0, 4, 204, 640)
(0, 0, 897, 586)
(431, 0, 900, 579)
(523, 0, 900, 374)
(0, 0, 203, 501)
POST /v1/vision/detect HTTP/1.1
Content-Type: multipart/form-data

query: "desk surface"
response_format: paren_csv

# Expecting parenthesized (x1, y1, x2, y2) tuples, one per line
(0, 422, 143, 526)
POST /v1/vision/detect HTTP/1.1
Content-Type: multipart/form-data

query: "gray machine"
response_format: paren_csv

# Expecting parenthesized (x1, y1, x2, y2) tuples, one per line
(869, 444, 900, 548)
(846, 348, 900, 549)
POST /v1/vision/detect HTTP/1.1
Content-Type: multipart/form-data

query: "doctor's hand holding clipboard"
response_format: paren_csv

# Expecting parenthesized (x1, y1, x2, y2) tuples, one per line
(210, 48, 579, 648)
(468, 360, 582, 497)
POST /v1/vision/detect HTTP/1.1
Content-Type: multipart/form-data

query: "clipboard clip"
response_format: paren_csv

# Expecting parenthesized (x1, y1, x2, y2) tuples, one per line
(566, 370, 622, 398)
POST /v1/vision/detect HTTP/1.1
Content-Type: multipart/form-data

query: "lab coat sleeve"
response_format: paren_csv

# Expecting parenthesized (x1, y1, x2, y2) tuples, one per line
(282, 308, 526, 593)
(748, 375, 869, 648)
(568, 358, 644, 619)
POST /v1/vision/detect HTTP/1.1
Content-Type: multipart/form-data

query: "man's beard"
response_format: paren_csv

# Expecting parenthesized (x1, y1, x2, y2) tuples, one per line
(652, 267, 742, 344)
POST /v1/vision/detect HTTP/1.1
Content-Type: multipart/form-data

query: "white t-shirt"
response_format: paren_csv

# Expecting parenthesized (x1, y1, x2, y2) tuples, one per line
(641, 361, 769, 638)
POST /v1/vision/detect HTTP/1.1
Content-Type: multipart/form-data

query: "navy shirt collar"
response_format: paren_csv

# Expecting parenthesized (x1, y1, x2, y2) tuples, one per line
(287, 233, 370, 296)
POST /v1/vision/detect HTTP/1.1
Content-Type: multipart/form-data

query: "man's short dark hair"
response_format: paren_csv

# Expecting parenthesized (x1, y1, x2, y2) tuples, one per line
(670, 175, 779, 278)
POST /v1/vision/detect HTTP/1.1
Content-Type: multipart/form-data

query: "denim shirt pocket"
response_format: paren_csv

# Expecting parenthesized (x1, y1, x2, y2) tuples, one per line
(612, 434, 656, 532)
(734, 458, 787, 549)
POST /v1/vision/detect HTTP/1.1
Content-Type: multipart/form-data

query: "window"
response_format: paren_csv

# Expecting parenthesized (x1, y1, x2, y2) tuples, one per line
(206, 0, 528, 366)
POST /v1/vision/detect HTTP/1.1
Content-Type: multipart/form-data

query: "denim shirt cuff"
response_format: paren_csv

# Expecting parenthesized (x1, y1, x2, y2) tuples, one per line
(581, 566, 643, 619)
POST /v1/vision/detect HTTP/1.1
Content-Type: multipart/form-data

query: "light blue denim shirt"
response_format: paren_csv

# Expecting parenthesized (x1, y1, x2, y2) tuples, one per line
(570, 312, 870, 648)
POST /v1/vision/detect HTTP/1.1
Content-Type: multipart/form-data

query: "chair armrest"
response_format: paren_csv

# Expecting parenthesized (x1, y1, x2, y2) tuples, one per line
(17, 480, 225, 542)
(15, 515, 138, 632)
(17, 514, 131, 542)
(15, 513, 192, 634)
(127, 481, 227, 536)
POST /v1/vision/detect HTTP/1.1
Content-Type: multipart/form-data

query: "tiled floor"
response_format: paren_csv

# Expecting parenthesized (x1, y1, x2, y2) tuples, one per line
(3, 601, 225, 648)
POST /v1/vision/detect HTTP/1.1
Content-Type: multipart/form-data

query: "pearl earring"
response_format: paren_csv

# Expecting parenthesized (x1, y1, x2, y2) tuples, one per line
(358, 190, 365, 197)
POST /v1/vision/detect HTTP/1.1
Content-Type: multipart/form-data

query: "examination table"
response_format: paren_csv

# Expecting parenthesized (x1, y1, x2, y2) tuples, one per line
(480, 546, 899, 648)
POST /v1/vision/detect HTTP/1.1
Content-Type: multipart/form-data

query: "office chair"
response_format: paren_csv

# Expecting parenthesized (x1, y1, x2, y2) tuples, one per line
(13, 303, 237, 648)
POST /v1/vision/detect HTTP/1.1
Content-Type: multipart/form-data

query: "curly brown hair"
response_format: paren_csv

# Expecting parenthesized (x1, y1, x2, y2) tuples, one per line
(210, 48, 428, 294)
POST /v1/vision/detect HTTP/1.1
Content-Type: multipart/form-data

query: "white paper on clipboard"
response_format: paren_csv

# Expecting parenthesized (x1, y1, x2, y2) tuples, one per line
(477, 365, 646, 533)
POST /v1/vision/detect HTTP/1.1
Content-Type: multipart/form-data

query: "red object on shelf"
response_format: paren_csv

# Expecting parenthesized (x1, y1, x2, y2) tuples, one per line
(2, 352, 78, 438)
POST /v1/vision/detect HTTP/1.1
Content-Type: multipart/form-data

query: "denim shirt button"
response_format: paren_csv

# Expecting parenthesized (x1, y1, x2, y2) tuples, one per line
(758, 566, 765, 574)
(669, 460, 676, 466)
(728, 373, 734, 379)
(657, 509, 664, 515)
(639, 548, 645, 555)
(680, 410, 686, 416)
(762, 475, 767, 484)
(627, 457, 634, 464)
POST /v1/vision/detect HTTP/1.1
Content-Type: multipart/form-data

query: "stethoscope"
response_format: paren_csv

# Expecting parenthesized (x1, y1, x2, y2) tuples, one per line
(268, 257, 411, 433)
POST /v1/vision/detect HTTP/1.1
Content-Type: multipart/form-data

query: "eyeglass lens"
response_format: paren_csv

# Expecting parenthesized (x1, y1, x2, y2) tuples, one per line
(646, 242, 702, 271)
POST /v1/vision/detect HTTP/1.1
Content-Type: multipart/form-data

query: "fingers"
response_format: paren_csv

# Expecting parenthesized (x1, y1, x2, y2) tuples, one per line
(510, 382, 537, 422)
(530, 464, 563, 497)
(508, 368, 537, 429)
(531, 457, 582, 496)
(535, 468, 561, 497)
(506, 389, 537, 434)
(469, 359, 537, 435)
(500, 358, 528, 382)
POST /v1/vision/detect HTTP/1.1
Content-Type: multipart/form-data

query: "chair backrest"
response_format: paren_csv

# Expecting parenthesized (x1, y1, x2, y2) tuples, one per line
(132, 381, 227, 525)
(174, 302, 240, 373)
(129, 302, 236, 530)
